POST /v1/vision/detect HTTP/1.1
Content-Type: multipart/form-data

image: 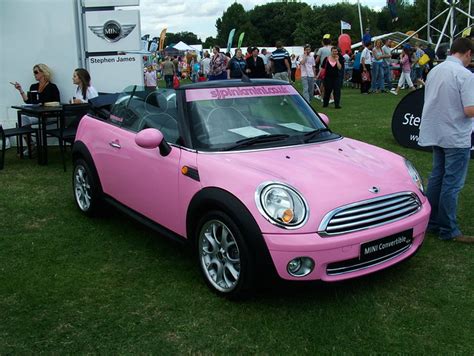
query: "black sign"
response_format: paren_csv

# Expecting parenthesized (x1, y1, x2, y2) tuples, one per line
(391, 89, 430, 152)
(392, 88, 474, 158)
(360, 230, 413, 262)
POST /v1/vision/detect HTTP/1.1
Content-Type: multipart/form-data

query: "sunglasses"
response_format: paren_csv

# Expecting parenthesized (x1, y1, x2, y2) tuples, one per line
(33, 70, 40, 75)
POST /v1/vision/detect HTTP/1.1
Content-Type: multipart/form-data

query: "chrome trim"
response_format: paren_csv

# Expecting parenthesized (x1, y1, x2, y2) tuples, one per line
(326, 205, 418, 232)
(255, 181, 309, 230)
(319, 192, 421, 236)
(334, 195, 414, 217)
(326, 244, 412, 276)
(329, 199, 418, 224)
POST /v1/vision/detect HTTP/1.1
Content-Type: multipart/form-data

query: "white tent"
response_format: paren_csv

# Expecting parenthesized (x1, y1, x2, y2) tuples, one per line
(173, 41, 197, 51)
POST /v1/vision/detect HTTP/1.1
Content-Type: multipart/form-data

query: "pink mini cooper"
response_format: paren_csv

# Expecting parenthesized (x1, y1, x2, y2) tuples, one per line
(73, 80, 430, 297)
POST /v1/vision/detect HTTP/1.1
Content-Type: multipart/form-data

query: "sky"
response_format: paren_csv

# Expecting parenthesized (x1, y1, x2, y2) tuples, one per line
(137, 0, 389, 41)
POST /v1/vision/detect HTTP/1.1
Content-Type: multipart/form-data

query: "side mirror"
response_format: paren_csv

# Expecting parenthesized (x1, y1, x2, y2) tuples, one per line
(318, 112, 330, 126)
(135, 128, 171, 156)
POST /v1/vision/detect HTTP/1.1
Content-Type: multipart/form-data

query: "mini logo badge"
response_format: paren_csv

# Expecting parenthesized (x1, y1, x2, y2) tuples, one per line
(89, 20, 136, 43)
(369, 186, 380, 193)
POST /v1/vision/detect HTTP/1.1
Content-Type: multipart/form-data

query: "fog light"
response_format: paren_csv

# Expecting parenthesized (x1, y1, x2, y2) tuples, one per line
(287, 257, 315, 277)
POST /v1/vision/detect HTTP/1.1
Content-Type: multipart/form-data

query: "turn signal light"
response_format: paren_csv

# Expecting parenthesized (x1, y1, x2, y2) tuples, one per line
(281, 209, 294, 223)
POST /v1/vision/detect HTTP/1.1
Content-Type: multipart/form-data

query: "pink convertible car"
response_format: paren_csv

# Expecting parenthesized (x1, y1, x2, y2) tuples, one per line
(73, 80, 430, 297)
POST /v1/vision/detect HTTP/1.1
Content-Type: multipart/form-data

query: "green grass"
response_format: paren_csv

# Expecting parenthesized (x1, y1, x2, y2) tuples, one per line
(1, 84, 473, 354)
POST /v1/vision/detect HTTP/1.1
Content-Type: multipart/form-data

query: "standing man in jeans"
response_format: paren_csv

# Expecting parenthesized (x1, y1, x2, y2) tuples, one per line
(270, 41, 291, 82)
(419, 37, 474, 243)
(381, 39, 393, 91)
(299, 44, 315, 103)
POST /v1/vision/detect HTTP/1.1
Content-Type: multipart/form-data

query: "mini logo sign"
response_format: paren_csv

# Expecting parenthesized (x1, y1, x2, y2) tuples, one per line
(369, 186, 380, 194)
(89, 20, 136, 43)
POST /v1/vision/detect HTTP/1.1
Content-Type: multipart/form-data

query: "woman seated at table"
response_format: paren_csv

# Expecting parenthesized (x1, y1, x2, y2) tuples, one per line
(71, 68, 98, 103)
(13, 63, 61, 111)
(12, 63, 61, 154)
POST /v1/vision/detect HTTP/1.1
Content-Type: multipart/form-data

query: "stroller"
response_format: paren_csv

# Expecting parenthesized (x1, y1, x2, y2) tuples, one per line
(313, 80, 322, 101)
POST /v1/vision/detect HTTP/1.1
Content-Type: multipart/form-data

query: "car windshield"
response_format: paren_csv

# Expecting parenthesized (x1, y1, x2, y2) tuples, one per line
(186, 84, 333, 151)
(110, 86, 179, 142)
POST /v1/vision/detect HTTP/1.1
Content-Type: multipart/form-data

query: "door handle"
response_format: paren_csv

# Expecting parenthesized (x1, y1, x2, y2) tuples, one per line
(109, 141, 121, 149)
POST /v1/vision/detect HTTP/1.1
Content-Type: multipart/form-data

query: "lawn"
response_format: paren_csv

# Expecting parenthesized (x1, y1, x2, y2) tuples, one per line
(0, 84, 473, 354)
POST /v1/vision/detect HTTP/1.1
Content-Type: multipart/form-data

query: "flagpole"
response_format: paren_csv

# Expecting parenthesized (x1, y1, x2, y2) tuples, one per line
(358, 0, 364, 41)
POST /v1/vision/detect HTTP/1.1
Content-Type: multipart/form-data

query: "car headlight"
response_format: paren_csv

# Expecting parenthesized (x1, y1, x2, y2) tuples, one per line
(405, 159, 424, 194)
(255, 182, 309, 229)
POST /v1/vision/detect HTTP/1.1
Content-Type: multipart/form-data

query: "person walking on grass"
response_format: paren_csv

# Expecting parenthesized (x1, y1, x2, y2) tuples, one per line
(299, 44, 315, 103)
(418, 37, 474, 243)
(390, 46, 415, 95)
(321, 46, 343, 109)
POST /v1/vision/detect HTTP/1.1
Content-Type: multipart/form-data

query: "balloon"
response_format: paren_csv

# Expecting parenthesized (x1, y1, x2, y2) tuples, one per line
(338, 34, 352, 56)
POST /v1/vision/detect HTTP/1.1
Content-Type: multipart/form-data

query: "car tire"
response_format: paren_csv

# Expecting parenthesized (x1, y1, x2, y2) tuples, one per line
(72, 158, 102, 216)
(196, 210, 254, 298)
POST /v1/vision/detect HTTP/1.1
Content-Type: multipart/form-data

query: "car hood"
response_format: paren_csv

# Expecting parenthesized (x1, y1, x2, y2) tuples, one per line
(197, 137, 424, 233)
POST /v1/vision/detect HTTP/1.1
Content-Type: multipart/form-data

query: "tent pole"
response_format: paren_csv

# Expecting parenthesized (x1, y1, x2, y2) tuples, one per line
(358, 0, 364, 41)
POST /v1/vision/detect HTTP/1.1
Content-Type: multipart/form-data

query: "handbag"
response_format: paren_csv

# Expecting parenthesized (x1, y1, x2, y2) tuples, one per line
(418, 53, 430, 66)
(361, 70, 371, 82)
(173, 75, 180, 89)
(317, 60, 328, 80)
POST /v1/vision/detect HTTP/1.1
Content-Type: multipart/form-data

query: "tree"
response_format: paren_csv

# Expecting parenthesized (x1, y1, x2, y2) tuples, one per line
(164, 31, 202, 47)
(215, 2, 262, 48)
(248, 2, 310, 46)
(202, 36, 217, 50)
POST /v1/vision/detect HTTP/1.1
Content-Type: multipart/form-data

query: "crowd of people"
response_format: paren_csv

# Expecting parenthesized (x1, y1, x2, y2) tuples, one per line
(144, 33, 443, 111)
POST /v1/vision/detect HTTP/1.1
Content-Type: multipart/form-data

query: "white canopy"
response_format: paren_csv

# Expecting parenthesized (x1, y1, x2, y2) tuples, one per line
(172, 41, 197, 51)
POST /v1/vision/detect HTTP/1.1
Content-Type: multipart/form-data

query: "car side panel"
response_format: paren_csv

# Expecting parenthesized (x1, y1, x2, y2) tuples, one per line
(76, 116, 184, 234)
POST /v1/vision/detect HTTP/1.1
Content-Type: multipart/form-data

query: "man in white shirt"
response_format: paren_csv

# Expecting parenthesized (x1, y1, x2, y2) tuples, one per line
(200, 52, 211, 77)
(360, 42, 373, 94)
(418, 37, 474, 243)
(299, 44, 316, 103)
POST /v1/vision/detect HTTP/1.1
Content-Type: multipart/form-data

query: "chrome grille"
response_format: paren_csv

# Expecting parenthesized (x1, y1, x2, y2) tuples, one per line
(319, 192, 421, 236)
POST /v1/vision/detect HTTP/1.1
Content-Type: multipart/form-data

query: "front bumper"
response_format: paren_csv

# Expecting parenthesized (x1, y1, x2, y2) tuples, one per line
(262, 201, 430, 281)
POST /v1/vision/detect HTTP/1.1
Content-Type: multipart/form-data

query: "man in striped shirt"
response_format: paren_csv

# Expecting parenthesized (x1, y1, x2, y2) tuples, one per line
(270, 41, 291, 82)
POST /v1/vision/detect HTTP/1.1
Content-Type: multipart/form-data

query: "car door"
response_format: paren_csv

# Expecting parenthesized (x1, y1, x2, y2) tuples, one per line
(96, 88, 183, 232)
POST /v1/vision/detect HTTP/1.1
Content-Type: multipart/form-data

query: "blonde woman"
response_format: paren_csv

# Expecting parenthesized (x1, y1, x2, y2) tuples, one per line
(13, 64, 60, 112)
(12, 64, 61, 154)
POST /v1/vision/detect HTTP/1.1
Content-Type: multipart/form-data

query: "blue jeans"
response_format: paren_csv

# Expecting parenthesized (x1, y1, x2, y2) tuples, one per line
(382, 62, 392, 90)
(370, 62, 384, 91)
(388, 2, 397, 18)
(301, 76, 315, 103)
(426, 146, 471, 240)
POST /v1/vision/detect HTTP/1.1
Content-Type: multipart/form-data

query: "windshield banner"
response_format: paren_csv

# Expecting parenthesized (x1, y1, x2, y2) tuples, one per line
(186, 85, 298, 102)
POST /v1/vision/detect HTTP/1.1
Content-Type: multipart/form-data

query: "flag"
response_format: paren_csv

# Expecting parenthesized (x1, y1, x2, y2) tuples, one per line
(340, 20, 351, 30)
(159, 28, 167, 51)
(237, 32, 245, 49)
(227, 28, 236, 53)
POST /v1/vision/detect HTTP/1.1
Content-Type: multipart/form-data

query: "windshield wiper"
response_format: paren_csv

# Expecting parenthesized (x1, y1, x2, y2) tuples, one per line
(223, 134, 290, 151)
(303, 128, 331, 142)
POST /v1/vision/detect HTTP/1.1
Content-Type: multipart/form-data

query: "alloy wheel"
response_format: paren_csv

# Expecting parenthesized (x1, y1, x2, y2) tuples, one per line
(74, 165, 91, 211)
(198, 219, 241, 293)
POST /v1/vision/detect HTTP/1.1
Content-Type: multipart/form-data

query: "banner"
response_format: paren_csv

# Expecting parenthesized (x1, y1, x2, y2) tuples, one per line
(340, 20, 351, 30)
(237, 32, 245, 49)
(227, 28, 236, 54)
(159, 27, 167, 51)
(391, 88, 474, 159)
